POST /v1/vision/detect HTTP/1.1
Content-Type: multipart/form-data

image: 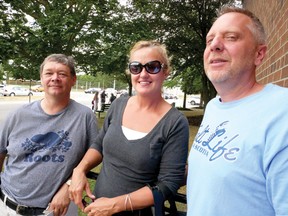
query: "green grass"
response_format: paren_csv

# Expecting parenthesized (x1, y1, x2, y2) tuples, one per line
(78, 108, 203, 215)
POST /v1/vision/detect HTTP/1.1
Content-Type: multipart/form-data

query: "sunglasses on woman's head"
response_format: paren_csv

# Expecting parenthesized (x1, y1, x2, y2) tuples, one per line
(128, 60, 165, 75)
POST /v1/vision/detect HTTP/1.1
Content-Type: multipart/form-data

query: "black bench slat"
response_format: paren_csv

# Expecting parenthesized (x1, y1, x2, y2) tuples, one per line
(86, 171, 99, 180)
(96, 103, 111, 118)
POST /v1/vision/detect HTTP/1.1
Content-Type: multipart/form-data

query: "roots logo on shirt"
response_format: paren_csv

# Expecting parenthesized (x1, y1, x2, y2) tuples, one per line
(22, 130, 72, 163)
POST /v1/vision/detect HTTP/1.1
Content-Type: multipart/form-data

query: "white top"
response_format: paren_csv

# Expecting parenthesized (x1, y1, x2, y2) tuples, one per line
(122, 126, 147, 140)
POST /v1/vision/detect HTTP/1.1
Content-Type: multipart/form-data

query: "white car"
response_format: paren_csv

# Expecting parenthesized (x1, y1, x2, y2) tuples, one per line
(84, 87, 101, 94)
(105, 88, 117, 95)
(163, 93, 178, 100)
(189, 96, 201, 105)
(2, 86, 33, 96)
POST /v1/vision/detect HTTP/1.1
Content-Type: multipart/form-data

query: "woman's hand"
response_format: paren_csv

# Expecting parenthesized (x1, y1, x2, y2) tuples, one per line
(83, 187, 155, 216)
(84, 197, 119, 216)
(69, 168, 95, 210)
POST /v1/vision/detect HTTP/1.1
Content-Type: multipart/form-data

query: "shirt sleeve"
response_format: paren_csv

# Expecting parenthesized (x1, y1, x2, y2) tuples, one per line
(156, 112, 189, 198)
(266, 139, 288, 215)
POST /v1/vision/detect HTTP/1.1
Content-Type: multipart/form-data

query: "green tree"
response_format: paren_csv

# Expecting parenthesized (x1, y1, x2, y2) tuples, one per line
(0, 64, 4, 81)
(130, 0, 234, 107)
(76, 1, 158, 95)
(1, 0, 238, 106)
(0, 0, 121, 80)
(0, 0, 156, 95)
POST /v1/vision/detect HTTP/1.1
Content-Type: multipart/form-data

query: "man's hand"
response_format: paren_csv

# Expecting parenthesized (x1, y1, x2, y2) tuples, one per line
(48, 183, 70, 216)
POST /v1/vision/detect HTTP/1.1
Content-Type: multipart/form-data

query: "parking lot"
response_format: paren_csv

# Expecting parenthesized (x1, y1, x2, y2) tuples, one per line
(0, 91, 198, 127)
(0, 91, 91, 126)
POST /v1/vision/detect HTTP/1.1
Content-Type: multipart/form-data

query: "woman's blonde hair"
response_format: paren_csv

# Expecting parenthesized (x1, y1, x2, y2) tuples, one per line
(129, 40, 171, 75)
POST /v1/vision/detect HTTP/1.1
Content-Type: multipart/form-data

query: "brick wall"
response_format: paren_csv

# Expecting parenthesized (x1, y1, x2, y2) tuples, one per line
(243, 0, 288, 87)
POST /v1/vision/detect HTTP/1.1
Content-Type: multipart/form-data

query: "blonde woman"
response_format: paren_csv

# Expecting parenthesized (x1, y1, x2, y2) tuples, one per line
(69, 41, 189, 216)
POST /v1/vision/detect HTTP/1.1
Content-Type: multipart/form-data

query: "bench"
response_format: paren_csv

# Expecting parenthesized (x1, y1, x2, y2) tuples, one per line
(95, 103, 111, 118)
(86, 171, 187, 215)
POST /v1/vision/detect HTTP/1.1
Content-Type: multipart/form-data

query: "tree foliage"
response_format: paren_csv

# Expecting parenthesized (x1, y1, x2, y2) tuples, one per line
(129, 0, 234, 107)
(0, 0, 157, 95)
(0, 0, 237, 107)
(0, 0, 122, 80)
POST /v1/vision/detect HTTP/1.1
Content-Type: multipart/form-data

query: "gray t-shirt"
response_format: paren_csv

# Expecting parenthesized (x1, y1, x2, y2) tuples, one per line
(0, 99, 98, 208)
(90, 96, 189, 199)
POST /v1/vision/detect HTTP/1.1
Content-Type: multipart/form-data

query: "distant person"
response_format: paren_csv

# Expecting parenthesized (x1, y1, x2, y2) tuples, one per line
(92, 91, 99, 112)
(109, 93, 116, 104)
(69, 40, 189, 215)
(0, 54, 99, 216)
(187, 5, 288, 216)
(100, 90, 106, 110)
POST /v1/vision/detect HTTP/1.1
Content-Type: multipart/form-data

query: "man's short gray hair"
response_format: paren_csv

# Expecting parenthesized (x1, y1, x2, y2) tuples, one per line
(216, 5, 266, 45)
(40, 54, 76, 76)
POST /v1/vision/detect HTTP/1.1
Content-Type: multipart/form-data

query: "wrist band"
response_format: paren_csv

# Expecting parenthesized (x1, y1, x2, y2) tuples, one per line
(124, 193, 133, 212)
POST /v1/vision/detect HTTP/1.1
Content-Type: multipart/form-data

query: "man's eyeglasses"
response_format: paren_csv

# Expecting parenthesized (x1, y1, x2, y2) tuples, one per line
(82, 195, 95, 207)
(128, 60, 165, 75)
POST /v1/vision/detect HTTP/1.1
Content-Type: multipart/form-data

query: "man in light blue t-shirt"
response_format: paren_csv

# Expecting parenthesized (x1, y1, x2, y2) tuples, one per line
(187, 5, 288, 216)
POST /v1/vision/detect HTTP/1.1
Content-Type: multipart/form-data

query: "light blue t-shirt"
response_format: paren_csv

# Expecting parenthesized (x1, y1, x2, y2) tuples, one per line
(187, 84, 288, 216)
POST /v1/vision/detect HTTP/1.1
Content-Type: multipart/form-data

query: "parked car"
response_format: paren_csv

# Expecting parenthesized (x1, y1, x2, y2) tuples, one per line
(31, 84, 44, 92)
(189, 96, 201, 105)
(2, 86, 33, 96)
(117, 89, 129, 97)
(84, 88, 101, 94)
(163, 93, 178, 100)
(105, 88, 117, 98)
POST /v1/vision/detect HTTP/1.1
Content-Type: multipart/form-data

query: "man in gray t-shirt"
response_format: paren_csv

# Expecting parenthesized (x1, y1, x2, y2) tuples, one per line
(0, 54, 98, 216)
